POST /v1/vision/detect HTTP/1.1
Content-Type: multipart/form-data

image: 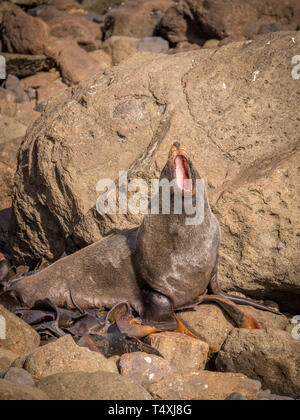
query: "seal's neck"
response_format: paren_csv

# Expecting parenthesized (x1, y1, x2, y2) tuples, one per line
(165, 178, 211, 220)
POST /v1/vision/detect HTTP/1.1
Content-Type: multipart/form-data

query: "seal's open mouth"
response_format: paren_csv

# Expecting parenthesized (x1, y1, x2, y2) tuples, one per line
(174, 155, 193, 192)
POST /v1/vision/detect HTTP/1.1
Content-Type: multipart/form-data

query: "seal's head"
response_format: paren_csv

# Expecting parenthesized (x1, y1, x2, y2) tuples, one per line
(161, 142, 199, 195)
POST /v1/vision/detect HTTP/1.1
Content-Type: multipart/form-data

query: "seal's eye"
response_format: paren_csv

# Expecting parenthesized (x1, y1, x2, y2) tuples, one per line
(174, 156, 193, 192)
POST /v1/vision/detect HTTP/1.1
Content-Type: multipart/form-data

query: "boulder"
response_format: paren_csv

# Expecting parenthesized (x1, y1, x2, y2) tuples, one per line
(0, 115, 26, 144)
(0, 53, 55, 78)
(82, 0, 172, 16)
(216, 328, 300, 399)
(1, 7, 50, 55)
(88, 49, 112, 72)
(1, 367, 35, 387)
(26, 1, 87, 16)
(137, 37, 169, 53)
(37, 79, 68, 105)
(225, 392, 246, 400)
(17, 334, 118, 381)
(145, 332, 209, 372)
(42, 0, 86, 14)
(119, 351, 177, 388)
(140, 0, 174, 13)
(83, 12, 105, 25)
(159, 0, 300, 45)
(0, 90, 39, 126)
(258, 21, 285, 35)
(214, 149, 300, 313)
(20, 71, 60, 91)
(257, 391, 294, 401)
(0, 379, 49, 400)
(102, 36, 139, 65)
(45, 38, 101, 85)
(104, 5, 156, 39)
(8, 32, 300, 312)
(202, 39, 220, 49)
(0, 304, 40, 356)
(0, 348, 18, 371)
(172, 40, 201, 52)
(148, 371, 259, 400)
(37, 370, 152, 400)
(178, 304, 235, 351)
(0, 1, 20, 24)
(2, 75, 29, 103)
(81, 0, 123, 15)
(36, 6, 102, 52)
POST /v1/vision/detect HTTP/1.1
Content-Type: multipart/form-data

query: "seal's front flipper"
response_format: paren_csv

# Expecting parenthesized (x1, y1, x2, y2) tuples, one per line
(105, 302, 161, 338)
(200, 294, 261, 330)
(117, 316, 162, 338)
(141, 313, 199, 339)
(140, 290, 200, 339)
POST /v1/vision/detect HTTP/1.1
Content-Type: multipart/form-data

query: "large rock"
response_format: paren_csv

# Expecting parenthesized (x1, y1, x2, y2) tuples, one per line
(0, 348, 18, 371)
(0, 379, 49, 400)
(148, 371, 259, 400)
(159, 0, 300, 45)
(3, 75, 29, 103)
(139, 0, 174, 13)
(17, 334, 118, 380)
(0, 304, 40, 356)
(36, 6, 102, 51)
(37, 370, 152, 400)
(137, 36, 169, 53)
(20, 71, 60, 90)
(81, 0, 123, 15)
(45, 38, 101, 85)
(1, 367, 35, 387)
(0, 1, 20, 24)
(40, 0, 86, 14)
(102, 36, 139, 65)
(8, 32, 300, 312)
(178, 304, 235, 351)
(82, 0, 172, 16)
(1, 7, 50, 55)
(37, 79, 68, 105)
(88, 49, 112, 72)
(104, 4, 156, 39)
(145, 332, 209, 372)
(119, 351, 177, 388)
(216, 328, 300, 399)
(215, 149, 300, 313)
(0, 115, 26, 144)
(0, 90, 40, 126)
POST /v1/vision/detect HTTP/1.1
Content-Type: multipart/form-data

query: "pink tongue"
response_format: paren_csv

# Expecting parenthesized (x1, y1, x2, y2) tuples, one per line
(175, 156, 192, 191)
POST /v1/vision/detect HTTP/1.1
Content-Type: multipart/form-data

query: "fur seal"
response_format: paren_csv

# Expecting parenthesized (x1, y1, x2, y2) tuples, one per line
(3, 143, 278, 336)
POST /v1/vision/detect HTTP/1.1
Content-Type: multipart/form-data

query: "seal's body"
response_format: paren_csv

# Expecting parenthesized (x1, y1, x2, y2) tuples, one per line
(6, 143, 276, 331)
(10, 228, 143, 312)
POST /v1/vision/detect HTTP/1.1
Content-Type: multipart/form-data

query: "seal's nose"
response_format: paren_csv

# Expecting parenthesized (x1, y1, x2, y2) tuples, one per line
(173, 142, 180, 149)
